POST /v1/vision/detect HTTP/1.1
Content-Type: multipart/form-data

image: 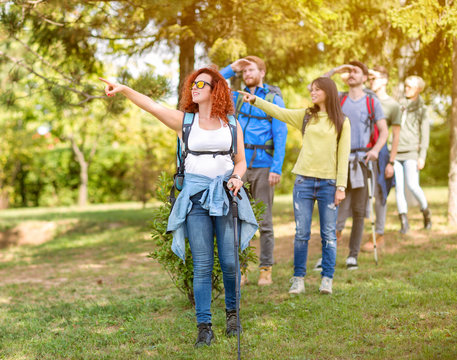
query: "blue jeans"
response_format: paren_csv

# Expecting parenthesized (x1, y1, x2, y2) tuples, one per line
(186, 191, 241, 324)
(394, 159, 428, 214)
(293, 176, 338, 278)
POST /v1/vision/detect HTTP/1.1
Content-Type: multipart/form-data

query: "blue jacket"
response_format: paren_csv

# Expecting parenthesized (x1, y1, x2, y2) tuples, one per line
(220, 65, 288, 175)
(376, 144, 395, 206)
(167, 171, 258, 262)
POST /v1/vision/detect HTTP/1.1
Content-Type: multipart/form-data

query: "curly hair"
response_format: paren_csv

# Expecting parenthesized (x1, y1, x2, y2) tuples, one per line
(179, 66, 234, 123)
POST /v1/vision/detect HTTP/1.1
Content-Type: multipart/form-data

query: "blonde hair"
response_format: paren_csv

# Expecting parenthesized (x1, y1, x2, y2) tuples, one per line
(405, 75, 425, 92)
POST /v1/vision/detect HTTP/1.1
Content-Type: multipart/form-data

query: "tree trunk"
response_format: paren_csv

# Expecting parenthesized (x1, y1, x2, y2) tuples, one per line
(70, 137, 89, 207)
(78, 160, 89, 207)
(177, 4, 196, 105)
(0, 189, 9, 209)
(448, 37, 457, 225)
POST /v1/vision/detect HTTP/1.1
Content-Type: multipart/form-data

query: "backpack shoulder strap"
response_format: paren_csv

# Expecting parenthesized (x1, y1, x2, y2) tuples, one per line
(181, 112, 196, 153)
(301, 111, 312, 135)
(340, 92, 348, 106)
(366, 95, 375, 124)
(177, 112, 195, 172)
(235, 92, 244, 118)
(227, 114, 237, 155)
(265, 92, 276, 103)
(262, 91, 276, 123)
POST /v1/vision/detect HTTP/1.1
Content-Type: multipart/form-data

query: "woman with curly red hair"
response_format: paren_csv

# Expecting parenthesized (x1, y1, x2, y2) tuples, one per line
(100, 67, 257, 348)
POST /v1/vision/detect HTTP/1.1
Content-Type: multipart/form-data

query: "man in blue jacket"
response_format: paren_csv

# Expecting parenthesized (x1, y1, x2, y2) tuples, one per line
(221, 56, 288, 286)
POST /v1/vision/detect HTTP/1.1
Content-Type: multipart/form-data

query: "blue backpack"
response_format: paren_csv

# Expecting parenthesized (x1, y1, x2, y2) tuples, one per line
(169, 112, 238, 207)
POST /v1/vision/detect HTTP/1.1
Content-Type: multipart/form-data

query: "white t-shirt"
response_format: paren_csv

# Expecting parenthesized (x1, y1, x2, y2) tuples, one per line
(184, 113, 234, 178)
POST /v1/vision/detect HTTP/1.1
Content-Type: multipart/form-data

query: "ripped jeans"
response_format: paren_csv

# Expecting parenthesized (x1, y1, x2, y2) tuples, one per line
(292, 175, 338, 278)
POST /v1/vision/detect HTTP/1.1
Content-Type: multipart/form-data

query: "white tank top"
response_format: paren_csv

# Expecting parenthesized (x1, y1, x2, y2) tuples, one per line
(184, 113, 234, 178)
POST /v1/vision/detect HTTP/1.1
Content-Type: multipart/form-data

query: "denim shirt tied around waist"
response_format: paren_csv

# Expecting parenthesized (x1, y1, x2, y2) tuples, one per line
(167, 172, 259, 262)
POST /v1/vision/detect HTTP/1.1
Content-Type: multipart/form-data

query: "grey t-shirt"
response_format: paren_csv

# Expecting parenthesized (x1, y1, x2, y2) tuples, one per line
(341, 93, 385, 152)
(379, 95, 401, 151)
(380, 96, 401, 127)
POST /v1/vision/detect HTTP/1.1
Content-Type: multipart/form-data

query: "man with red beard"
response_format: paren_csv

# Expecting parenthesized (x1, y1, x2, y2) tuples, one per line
(221, 56, 288, 286)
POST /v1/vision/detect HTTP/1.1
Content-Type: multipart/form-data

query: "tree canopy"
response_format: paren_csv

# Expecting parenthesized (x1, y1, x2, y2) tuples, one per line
(1, 0, 455, 222)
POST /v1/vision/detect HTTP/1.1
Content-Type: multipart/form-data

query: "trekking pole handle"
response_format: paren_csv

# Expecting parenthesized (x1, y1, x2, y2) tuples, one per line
(224, 181, 243, 200)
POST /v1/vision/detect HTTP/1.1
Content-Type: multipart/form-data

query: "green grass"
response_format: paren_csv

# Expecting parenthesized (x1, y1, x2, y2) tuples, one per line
(0, 190, 456, 359)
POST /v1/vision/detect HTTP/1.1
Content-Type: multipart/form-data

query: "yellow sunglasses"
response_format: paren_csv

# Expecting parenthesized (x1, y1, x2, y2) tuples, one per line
(190, 80, 213, 90)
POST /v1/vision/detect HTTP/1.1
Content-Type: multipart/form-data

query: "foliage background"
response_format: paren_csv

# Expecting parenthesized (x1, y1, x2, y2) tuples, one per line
(0, 0, 454, 208)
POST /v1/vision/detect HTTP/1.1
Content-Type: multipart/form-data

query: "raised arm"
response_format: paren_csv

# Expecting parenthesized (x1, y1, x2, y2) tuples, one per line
(99, 77, 184, 134)
(220, 59, 253, 80)
(324, 64, 356, 78)
(239, 90, 305, 129)
(306, 64, 356, 90)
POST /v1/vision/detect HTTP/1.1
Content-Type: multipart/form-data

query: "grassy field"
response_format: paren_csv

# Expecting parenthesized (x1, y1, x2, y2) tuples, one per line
(0, 188, 456, 360)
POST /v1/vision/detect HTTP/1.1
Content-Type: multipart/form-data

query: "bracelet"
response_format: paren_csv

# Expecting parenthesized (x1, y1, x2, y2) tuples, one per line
(388, 161, 395, 165)
(337, 186, 346, 192)
(230, 174, 242, 181)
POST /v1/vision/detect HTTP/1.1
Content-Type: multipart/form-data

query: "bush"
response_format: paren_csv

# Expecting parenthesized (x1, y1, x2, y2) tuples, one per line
(420, 121, 449, 186)
(148, 172, 262, 305)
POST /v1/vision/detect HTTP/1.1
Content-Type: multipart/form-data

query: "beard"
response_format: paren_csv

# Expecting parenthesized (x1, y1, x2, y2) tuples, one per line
(244, 74, 262, 87)
(347, 77, 364, 87)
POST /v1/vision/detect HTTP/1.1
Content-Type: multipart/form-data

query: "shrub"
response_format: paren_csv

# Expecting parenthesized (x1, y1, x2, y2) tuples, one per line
(149, 172, 262, 305)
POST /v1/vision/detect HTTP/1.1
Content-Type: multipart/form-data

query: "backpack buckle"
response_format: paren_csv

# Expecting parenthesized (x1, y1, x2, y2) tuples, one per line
(174, 173, 185, 191)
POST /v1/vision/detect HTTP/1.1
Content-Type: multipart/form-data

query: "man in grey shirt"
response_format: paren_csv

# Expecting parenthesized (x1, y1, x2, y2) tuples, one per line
(320, 61, 388, 270)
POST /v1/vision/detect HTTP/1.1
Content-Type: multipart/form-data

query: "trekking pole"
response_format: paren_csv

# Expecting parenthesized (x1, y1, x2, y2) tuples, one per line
(227, 182, 241, 360)
(367, 161, 378, 265)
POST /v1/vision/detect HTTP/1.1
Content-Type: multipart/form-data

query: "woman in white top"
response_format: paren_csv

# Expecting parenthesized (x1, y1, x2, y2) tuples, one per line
(100, 67, 257, 348)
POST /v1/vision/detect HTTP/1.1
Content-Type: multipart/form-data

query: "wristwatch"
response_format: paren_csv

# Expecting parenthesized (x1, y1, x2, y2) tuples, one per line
(388, 161, 395, 166)
(337, 186, 346, 192)
(230, 174, 242, 181)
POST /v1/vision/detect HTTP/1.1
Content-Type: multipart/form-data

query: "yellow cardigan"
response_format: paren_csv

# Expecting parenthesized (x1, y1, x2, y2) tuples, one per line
(253, 97, 351, 187)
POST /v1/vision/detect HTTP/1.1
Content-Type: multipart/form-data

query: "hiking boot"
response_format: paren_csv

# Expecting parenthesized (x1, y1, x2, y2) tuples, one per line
(336, 230, 342, 242)
(421, 208, 432, 230)
(194, 323, 214, 348)
(346, 256, 358, 270)
(225, 309, 242, 337)
(313, 258, 323, 272)
(319, 276, 333, 295)
(289, 276, 305, 294)
(258, 266, 272, 286)
(361, 234, 385, 252)
(399, 213, 409, 234)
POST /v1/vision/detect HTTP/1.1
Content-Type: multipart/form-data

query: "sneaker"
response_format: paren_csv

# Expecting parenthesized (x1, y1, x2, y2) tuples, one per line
(288, 276, 305, 294)
(313, 258, 322, 272)
(346, 256, 358, 270)
(319, 276, 333, 294)
(194, 323, 214, 348)
(225, 309, 242, 337)
(258, 266, 272, 286)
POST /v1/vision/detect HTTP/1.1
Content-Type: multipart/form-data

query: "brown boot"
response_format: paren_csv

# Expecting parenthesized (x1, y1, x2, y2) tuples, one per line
(257, 266, 272, 286)
(336, 230, 342, 242)
(240, 273, 249, 286)
(361, 234, 385, 252)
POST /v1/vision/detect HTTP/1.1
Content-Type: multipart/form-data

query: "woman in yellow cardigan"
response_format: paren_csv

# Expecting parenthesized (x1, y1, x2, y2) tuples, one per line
(240, 77, 350, 295)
